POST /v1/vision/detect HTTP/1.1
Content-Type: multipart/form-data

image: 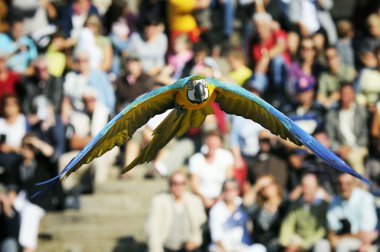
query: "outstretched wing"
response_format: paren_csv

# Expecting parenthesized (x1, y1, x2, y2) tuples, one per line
(211, 77, 369, 183)
(37, 83, 181, 185)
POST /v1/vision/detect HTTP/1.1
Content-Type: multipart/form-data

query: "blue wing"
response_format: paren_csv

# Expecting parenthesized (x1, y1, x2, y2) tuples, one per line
(210, 77, 369, 184)
(37, 78, 188, 186)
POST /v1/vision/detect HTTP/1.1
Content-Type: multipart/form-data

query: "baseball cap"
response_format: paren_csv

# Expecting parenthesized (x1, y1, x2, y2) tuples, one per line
(295, 77, 315, 93)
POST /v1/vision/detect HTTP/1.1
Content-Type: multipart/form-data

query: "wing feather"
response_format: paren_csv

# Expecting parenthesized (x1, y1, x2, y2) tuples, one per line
(38, 85, 179, 185)
(211, 78, 369, 183)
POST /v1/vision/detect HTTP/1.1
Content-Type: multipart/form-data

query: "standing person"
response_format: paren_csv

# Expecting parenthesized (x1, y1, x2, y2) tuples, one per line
(279, 173, 330, 252)
(146, 171, 207, 252)
(209, 179, 267, 252)
(189, 130, 234, 210)
(327, 173, 378, 252)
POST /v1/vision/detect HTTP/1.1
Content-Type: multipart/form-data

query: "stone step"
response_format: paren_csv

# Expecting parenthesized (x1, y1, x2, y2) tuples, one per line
(38, 177, 168, 252)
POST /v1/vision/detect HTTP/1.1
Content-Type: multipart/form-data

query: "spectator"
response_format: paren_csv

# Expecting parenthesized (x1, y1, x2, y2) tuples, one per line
(45, 31, 72, 78)
(0, 95, 28, 178)
(0, 51, 21, 108)
(282, 77, 326, 135)
(63, 51, 116, 112)
(168, 34, 194, 80)
(0, 17, 38, 76)
(166, 0, 210, 49)
(127, 15, 168, 76)
(226, 47, 252, 86)
(286, 37, 323, 99)
(58, 0, 99, 39)
(0, 183, 20, 252)
(104, 0, 137, 75)
(146, 170, 207, 252)
(7, 133, 65, 252)
(357, 45, 380, 106)
(82, 15, 113, 72)
(114, 54, 155, 113)
(229, 86, 264, 173)
(209, 179, 266, 252)
(22, 56, 63, 118)
(317, 46, 356, 109)
(250, 12, 289, 93)
(244, 175, 288, 252)
(358, 14, 380, 56)
(327, 173, 378, 252)
(279, 173, 330, 252)
(335, 20, 355, 68)
(181, 42, 221, 79)
(244, 130, 288, 190)
(189, 130, 233, 210)
(287, 0, 337, 45)
(58, 88, 119, 192)
(10, 0, 57, 35)
(325, 83, 369, 175)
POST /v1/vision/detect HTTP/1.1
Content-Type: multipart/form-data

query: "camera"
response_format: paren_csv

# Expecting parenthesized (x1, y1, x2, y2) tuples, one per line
(338, 218, 351, 234)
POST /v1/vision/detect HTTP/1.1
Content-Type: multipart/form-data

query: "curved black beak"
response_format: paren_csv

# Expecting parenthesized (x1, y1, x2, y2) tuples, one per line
(194, 82, 206, 103)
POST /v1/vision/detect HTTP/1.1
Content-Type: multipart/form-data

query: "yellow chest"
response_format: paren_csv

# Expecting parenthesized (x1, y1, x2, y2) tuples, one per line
(175, 83, 216, 110)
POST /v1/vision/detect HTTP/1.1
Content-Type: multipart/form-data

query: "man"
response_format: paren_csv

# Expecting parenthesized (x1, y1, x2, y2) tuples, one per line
(327, 173, 378, 252)
(0, 17, 38, 75)
(146, 171, 206, 252)
(250, 12, 289, 92)
(282, 77, 326, 135)
(317, 46, 356, 108)
(325, 82, 369, 174)
(279, 173, 330, 252)
(59, 87, 118, 192)
(209, 179, 266, 252)
(114, 54, 155, 113)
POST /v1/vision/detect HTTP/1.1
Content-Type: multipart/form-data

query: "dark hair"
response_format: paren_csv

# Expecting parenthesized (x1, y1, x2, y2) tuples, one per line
(104, 0, 128, 33)
(221, 178, 240, 192)
(339, 81, 354, 90)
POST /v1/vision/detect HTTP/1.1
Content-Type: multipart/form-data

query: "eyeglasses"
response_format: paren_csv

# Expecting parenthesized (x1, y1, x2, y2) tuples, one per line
(170, 181, 186, 186)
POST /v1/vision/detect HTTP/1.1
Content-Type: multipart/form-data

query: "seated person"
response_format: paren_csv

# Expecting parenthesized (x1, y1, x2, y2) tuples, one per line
(58, 89, 119, 193)
(244, 175, 288, 252)
(209, 179, 266, 252)
(327, 173, 378, 252)
(189, 130, 234, 210)
(279, 173, 330, 252)
(0, 183, 20, 252)
(146, 171, 206, 252)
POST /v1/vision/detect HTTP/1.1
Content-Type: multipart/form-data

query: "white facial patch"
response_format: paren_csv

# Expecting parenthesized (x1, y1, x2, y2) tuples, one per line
(187, 79, 209, 103)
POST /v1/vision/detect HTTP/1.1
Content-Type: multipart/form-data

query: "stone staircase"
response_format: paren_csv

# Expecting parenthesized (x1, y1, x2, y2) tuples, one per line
(37, 168, 167, 252)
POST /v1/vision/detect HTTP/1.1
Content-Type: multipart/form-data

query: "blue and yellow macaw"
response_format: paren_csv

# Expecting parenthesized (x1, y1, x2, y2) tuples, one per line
(38, 75, 368, 186)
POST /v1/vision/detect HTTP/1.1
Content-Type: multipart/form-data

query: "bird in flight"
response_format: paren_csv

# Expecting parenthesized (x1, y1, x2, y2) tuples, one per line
(38, 75, 368, 187)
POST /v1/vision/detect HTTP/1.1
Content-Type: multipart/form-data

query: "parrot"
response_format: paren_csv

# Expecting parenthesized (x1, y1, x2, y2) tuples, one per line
(37, 75, 369, 187)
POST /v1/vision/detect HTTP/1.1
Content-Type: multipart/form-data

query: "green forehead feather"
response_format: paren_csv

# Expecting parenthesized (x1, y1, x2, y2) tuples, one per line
(189, 75, 207, 81)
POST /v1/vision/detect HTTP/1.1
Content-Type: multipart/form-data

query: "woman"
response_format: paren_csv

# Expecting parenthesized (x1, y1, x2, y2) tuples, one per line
(0, 95, 28, 178)
(244, 175, 288, 252)
(82, 15, 113, 72)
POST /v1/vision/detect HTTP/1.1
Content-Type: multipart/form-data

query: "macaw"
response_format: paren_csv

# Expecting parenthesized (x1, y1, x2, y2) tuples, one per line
(38, 75, 368, 186)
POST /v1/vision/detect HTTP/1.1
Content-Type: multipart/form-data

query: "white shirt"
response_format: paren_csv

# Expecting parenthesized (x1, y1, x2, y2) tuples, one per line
(0, 114, 27, 148)
(301, 0, 320, 34)
(209, 197, 253, 251)
(339, 105, 356, 146)
(189, 148, 234, 199)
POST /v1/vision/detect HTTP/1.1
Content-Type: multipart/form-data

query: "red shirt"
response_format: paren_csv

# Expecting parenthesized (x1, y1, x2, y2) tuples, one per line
(251, 29, 290, 64)
(0, 71, 20, 99)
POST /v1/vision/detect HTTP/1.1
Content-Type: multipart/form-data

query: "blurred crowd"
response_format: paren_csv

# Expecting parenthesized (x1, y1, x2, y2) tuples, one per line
(0, 0, 380, 251)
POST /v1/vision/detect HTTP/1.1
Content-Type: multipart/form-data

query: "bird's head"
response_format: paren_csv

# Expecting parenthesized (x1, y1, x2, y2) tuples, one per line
(187, 77, 209, 104)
